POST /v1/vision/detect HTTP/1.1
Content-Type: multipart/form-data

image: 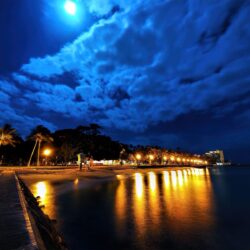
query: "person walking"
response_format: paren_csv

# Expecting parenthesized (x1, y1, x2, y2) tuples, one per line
(77, 153, 84, 171)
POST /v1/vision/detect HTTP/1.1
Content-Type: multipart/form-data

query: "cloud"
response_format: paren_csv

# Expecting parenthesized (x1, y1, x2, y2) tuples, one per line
(1, 0, 250, 141)
(0, 99, 57, 136)
(0, 79, 20, 95)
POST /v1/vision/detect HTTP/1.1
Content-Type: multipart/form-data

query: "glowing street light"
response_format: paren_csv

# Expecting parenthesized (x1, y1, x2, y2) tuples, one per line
(149, 154, 154, 161)
(170, 156, 175, 161)
(43, 149, 52, 157)
(43, 148, 52, 166)
(136, 153, 142, 161)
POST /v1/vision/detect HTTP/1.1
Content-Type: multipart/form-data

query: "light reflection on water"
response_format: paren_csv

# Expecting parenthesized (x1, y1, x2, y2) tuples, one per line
(133, 172, 146, 237)
(30, 181, 57, 219)
(28, 167, 250, 250)
(115, 178, 126, 237)
(112, 168, 214, 249)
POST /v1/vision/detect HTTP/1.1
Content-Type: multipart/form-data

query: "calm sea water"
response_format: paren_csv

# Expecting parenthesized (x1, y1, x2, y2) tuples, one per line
(30, 167, 250, 250)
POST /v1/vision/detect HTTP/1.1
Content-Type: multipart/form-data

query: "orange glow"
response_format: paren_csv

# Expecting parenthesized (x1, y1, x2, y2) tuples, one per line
(115, 178, 127, 236)
(116, 174, 124, 180)
(74, 178, 79, 185)
(163, 171, 170, 187)
(177, 170, 184, 186)
(171, 171, 177, 187)
(136, 153, 142, 160)
(148, 172, 156, 191)
(32, 181, 56, 218)
(43, 148, 52, 156)
(148, 171, 160, 228)
(162, 168, 214, 234)
(149, 154, 154, 160)
(134, 173, 145, 236)
(135, 173, 144, 198)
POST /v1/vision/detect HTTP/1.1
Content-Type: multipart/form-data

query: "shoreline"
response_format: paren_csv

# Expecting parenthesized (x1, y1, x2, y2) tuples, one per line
(16, 175, 68, 250)
(13, 165, 212, 249)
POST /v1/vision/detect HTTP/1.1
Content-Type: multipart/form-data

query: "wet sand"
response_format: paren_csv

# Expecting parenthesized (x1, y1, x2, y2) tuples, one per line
(17, 165, 192, 186)
(17, 165, 194, 199)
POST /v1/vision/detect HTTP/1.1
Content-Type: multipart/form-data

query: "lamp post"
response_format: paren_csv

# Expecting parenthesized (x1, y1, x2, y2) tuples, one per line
(163, 155, 167, 165)
(43, 148, 52, 166)
(148, 154, 154, 165)
(135, 153, 142, 166)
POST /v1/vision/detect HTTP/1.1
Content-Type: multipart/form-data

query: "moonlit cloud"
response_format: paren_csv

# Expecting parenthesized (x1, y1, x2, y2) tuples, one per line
(1, 0, 250, 160)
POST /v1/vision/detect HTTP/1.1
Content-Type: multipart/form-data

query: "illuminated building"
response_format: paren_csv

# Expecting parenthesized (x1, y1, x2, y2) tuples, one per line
(205, 150, 224, 164)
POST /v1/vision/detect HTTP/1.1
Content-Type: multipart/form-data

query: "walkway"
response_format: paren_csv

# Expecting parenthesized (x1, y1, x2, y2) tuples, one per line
(0, 171, 36, 250)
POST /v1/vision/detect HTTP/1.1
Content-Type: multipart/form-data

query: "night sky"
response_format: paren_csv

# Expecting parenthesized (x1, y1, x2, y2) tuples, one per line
(0, 0, 250, 163)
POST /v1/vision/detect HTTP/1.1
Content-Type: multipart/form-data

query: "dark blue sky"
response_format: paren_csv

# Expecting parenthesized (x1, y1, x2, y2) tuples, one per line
(0, 0, 250, 163)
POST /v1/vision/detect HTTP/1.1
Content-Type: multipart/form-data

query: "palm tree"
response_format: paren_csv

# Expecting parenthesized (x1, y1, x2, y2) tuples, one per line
(0, 124, 19, 165)
(0, 124, 17, 147)
(27, 125, 53, 166)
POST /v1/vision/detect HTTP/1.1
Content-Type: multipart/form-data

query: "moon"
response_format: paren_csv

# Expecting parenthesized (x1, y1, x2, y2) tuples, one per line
(64, 0, 77, 16)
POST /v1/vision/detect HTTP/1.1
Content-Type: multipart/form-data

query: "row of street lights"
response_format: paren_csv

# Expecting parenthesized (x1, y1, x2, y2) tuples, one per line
(41, 149, 208, 166)
(135, 153, 208, 165)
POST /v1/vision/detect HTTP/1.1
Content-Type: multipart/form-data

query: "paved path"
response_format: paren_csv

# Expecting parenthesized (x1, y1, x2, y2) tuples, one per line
(0, 171, 36, 250)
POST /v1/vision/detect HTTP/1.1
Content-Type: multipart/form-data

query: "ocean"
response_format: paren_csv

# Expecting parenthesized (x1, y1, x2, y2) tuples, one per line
(29, 166, 250, 250)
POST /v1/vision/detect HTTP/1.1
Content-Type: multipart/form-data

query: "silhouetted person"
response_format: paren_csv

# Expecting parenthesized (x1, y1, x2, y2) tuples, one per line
(77, 153, 84, 171)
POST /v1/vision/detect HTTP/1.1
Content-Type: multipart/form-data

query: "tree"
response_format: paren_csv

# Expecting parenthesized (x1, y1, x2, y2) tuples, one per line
(89, 123, 101, 136)
(0, 124, 18, 146)
(57, 142, 79, 163)
(0, 124, 19, 165)
(27, 125, 53, 166)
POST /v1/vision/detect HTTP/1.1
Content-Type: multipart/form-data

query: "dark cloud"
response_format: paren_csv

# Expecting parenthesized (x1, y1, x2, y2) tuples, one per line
(0, 0, 250, 162)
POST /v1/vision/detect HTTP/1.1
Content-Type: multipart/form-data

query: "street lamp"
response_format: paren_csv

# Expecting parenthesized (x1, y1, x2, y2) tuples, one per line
(149, 154, 154, 160)
(136, 153, 141, 161)
(135, 153, 142, 166)
(43, 148, 52, 166)
(148, 154, 154, 165)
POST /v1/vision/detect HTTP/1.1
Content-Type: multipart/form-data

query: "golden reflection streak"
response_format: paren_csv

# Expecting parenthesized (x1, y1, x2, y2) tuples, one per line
(32, 181, 56, 218)
(115, 177, 126, 237)
(163, 171, 170, 187)
(134, 173, 146, 236)
(135, 173, 144, 198)
(177, 170, 184, 186)
(183, 169, 188, 182)
(148, 172, 156, 191)
(171, 170, 177, 188)
(162, 168, 214, 232)
(148, 172, 160, 227)
(162, 171, 170, 212)
(36, 182, 47, 203)
(74, 178, 79, 185)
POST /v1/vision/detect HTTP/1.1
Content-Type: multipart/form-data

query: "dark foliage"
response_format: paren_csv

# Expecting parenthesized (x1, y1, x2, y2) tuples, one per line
(0, 123, 131, 165)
